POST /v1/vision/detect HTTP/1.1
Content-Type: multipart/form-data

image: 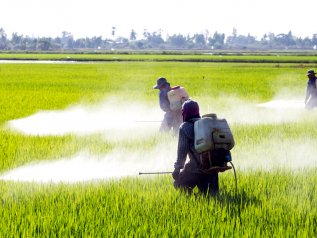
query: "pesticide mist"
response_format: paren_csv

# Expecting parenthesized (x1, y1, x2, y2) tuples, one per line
(2, 94, 317, 183)
(0, 141, 177, 183)
(7, 94, 308, 135)
(214, 96, 308, 125)
(6, 97, 163, 139)
(2, 98, 178, 183)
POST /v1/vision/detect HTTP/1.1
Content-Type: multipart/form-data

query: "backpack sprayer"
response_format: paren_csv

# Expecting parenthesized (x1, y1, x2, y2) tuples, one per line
(167, 86, 189, 111)
(139, 113, 237, 192)
(194, 113, 237, 192)
(135, 86, 188, 123)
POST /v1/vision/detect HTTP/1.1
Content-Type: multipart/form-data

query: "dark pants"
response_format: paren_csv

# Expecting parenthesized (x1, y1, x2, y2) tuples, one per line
(174, 170, 219, 196)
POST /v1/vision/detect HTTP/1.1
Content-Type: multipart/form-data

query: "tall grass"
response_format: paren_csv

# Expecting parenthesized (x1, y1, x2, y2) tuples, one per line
(0, 62, 307, 122)
(0, 172, 316, 237)
(0, 61, 316, 237)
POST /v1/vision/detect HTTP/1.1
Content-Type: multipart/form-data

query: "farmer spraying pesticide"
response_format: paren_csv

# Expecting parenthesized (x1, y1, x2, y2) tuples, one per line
(305, 69, 317, 110)
(172, 99, 235, 195)
(153, 77, 189, 134)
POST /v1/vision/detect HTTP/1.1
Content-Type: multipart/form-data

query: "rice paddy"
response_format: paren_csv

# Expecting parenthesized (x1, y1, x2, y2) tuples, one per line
(0, 57, 316, 237)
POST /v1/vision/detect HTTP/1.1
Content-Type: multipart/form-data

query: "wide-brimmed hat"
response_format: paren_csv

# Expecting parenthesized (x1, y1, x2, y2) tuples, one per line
(307, 69, 316, 76)
(153, 77, 168, 89)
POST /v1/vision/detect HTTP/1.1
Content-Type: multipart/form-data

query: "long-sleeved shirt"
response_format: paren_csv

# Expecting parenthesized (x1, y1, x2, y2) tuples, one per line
(174, 119, 201, 171)
(305, 78, 317, 102)
(158, 87, 171, 112)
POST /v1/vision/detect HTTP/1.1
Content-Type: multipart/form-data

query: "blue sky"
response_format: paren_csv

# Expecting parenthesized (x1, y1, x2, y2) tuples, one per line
(2, 0, 316, 39)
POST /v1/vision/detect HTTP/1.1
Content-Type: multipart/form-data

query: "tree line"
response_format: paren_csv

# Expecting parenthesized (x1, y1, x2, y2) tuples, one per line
(1, 27, 317, 51)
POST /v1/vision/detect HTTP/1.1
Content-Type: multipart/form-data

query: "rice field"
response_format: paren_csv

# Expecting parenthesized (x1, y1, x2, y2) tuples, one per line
(0, 58, 316, 237)
(1, 52, 317, 63)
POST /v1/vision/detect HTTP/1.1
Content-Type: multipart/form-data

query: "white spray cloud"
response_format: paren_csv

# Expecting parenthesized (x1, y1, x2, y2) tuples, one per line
(2, 98, 178, 183)
(3, 92, 317, 183)
(204, 93, 312, 125)
(0, 139, 178, 183)
(257, 89, 305, 109)
(226, 101, 306, 124)
(2, 136, 317, 183)
(257, 99, 304, 109)
(6, 97, 163, 138)
(6, 92, 313, 137)
(224, 92, 317, 171)
(234, 138, 317, 172)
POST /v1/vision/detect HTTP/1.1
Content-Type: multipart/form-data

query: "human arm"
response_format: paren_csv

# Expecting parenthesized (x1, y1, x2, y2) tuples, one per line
(159, 90, 171, 112)
(174, 127, 189, 170)
(172, 128, 190, 180)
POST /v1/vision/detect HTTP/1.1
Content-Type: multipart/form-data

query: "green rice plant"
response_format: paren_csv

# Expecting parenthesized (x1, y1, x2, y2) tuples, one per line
(0, 62, 308, 122)
(0, 59, 316, 237)
(0, 171, 316, 237)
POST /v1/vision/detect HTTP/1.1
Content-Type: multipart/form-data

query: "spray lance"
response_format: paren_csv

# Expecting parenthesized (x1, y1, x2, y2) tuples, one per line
(139, 171, 172, 175)
(139, 113, 238, 193)
(135, 120, 162, 123)
(139, 164, 237, 194)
